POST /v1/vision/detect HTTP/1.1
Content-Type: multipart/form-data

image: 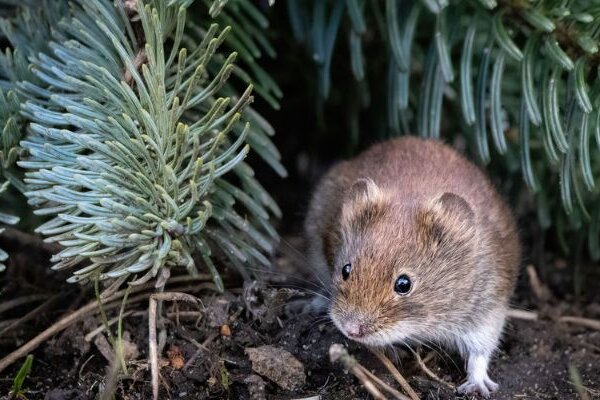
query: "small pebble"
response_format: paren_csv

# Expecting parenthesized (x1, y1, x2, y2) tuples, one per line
(220, 324, 231, 336)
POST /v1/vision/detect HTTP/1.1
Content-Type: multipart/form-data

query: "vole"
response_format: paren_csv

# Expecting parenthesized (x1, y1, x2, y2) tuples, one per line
(305, 136, 520, 397)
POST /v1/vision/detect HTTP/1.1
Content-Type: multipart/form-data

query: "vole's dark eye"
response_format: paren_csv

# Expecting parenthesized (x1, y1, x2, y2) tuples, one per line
(394, 274, 412, 295)
(342, 263, 352, 280)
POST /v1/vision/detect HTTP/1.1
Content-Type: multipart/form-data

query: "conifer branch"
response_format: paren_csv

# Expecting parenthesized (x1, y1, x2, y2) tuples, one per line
(0, 0, 282, 286)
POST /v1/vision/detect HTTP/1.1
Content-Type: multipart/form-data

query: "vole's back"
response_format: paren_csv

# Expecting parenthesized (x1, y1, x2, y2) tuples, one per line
(305, 136, 519, 298)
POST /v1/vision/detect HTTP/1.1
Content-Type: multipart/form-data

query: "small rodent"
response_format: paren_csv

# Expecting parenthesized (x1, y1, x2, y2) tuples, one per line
(305, 136, 520, 397)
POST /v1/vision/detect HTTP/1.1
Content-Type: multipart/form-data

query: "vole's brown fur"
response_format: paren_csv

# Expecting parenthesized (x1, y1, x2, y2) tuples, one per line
(305, 136, 520, 396)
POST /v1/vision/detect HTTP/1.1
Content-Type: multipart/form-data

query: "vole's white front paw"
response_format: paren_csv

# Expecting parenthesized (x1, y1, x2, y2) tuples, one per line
(457, 375, 498, 398)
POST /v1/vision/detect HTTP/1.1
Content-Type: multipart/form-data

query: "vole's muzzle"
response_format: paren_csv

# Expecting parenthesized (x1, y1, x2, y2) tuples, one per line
(335, 311, 375, 340)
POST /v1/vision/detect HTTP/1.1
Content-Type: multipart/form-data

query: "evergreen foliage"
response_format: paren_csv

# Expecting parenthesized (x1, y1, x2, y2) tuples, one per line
(288, 0, 600, 259)
(0, 0, 283, 287)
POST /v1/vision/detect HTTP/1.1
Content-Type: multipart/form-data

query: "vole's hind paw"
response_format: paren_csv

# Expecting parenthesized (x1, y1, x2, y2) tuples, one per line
(457, 376, 498, 398)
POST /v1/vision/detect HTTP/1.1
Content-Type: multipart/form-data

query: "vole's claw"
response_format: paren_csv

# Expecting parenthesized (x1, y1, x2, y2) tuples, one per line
(484, 376, 499, 392)
(457, 381, 489, 398)
(457, 376, 498, 398)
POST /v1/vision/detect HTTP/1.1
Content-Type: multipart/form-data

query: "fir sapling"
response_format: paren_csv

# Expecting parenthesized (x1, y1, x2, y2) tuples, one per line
(0, 0, 283, 287)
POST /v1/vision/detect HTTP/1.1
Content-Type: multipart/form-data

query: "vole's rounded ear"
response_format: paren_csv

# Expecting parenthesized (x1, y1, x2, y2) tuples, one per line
(418, 192, 475, 245)
(346, 178, 383, 202)
(340, 178, 390, 228)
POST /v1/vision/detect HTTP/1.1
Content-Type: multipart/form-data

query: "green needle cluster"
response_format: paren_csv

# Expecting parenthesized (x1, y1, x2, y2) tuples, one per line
(0, 0, 283, 287)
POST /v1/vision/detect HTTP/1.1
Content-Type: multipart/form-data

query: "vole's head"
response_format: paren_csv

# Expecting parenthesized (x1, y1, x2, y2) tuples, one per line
(326, 179, 478, 347)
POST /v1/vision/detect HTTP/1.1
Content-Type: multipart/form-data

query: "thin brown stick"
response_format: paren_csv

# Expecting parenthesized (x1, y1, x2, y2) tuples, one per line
(99, 274, 211, 300)
(84, 310, 135, 342)
(149, 294, 159, 400)
(0, 298, 103, 373)
(0, 294, 63, 337)
(0, 294, 144, 373)
(414, 351, 454, 389)
(329, 344, 386, 400)
(360, 365, 411, 400)
(149, 292, 205, 400)
(526, 265, 552, 301)
(151, 292, 204, 305)
(0, 294, 49, 314)
(371, 348, 420, 400)
(421, 352, 435, 365)
(559, 316, 600, 331)
(507, 308, 539, 320)
(182, 332, 219, 370)
(166, 311, 204, 320)
(0, 318, 19, 331)
(0, 279, 213, 373)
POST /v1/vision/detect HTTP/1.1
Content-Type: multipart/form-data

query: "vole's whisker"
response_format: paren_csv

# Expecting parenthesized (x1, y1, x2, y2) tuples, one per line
(410, 336, 461, 374)
(277, 238, 331, 291)
(277, 237, 309, 263)
(245, 266, 329, 294)
(266, 281, 331, 301)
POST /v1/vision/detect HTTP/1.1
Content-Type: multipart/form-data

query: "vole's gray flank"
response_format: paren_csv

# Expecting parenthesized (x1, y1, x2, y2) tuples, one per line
(305, 136, 520, 397)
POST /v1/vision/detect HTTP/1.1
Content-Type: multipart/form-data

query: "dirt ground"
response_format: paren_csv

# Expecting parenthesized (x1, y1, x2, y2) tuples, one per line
(1, 231, 599, 400)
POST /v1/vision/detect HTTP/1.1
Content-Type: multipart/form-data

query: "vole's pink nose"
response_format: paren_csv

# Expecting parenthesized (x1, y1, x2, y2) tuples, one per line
(343, 321, 367, 338)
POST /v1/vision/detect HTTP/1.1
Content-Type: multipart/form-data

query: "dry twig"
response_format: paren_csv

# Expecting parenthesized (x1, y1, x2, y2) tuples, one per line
(0, 276, 213, 374)
(526, 265, 552, 302)
(329, 344, 390, 400)
(371, 348, 420, 400)
(559, 316, 600, 332)
(0, 294, 49, 314)
(360, 366, 411, 400)
(507, 308, 539, 320)
(84, 310, 135, 342)
(148, 292, 204, 400)
(414, 351, 454, 389)
(181, 331, 219, 370)
(0, 294, 64, 337)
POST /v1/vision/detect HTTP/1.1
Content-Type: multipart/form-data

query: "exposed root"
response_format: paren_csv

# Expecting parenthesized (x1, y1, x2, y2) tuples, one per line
(371, 348, 420, 400)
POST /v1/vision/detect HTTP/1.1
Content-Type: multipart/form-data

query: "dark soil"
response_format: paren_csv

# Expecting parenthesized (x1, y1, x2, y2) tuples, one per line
(1, 232, 600, 400)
